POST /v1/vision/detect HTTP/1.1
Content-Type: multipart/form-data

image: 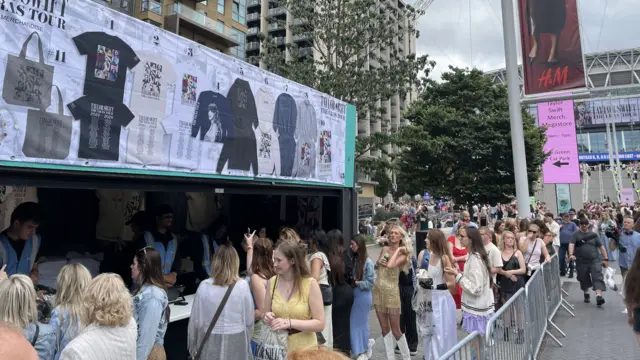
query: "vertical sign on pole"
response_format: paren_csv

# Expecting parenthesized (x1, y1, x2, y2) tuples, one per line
(538, 101, 581, 184)
(621, 188, 634, 205)
(516, 0, 587, 95)
(556, 184, 572, 214)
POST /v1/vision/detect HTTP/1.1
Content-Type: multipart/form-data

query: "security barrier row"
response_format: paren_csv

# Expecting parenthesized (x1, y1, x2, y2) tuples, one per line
(438, 253, 575, 360)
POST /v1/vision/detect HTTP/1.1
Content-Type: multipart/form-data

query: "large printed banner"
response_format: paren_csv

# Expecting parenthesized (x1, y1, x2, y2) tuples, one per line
(575, 98, 640, 127)
(538, 101, 580, 184)
(0, 0, 354, 187)
(517, 0, 587, 95)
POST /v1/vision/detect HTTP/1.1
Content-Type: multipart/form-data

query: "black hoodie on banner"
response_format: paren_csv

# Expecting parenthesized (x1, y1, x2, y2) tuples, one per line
(217, 79, 258, 174)
(273, 93, 297, 176)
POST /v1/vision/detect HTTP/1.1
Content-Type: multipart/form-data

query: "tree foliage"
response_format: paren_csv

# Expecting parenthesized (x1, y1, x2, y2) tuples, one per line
(395, 67, 548, 205)
(372, 170, 392, 199)
(257, 0, 434, 175)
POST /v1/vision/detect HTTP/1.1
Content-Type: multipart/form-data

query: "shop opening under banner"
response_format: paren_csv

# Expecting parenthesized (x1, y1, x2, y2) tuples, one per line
(0, 0, 355, 187)
(517, 0, 587, 96)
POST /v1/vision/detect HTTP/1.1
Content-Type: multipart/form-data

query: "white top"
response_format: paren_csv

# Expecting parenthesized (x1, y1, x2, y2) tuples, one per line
(547, 220, 561, 247)
(427, 255, 445, 285)
(60, 318, 137, 360)
(187, 279, 253, 359)
(309, 251, 331, 285)
(484, 242, 503, 283)
(457, 253, 494, 316)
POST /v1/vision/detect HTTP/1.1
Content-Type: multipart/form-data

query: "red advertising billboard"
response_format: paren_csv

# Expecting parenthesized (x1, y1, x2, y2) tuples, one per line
(517, 0, 587, 95)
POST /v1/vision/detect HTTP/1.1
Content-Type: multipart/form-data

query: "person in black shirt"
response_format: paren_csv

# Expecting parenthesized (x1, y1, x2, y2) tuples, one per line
(569, 218, 609, 306)
(134, 205, 180, 288)
(0, 202, 43, 284)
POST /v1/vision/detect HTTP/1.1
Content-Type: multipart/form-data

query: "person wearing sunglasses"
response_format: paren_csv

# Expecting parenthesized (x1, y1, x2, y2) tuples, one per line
(568, 217, 609, 306)
(518, 224, 551, 283)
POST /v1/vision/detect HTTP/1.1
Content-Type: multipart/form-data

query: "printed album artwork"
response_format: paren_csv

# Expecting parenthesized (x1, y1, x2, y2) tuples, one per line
(0, 0, 351, 186)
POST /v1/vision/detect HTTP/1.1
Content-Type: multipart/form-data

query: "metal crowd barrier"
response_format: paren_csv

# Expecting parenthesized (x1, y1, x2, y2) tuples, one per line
(439, 254, 575, 360)
(438, 331, 484, 360)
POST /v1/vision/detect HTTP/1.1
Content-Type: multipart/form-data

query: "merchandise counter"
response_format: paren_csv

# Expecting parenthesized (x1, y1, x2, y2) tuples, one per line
(166, 294, 195, 360)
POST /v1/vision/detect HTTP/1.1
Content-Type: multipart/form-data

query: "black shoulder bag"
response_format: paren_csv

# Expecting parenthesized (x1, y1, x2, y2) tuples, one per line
(192, 282, 237, 360)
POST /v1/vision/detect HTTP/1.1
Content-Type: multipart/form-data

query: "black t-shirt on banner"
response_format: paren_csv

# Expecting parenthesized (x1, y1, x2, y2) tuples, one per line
(73, 32, 140, 102)
(68, 96, 135, 161)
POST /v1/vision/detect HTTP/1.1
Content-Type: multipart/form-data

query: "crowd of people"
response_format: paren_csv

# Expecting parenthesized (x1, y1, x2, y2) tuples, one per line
(2, 196, 640, 360)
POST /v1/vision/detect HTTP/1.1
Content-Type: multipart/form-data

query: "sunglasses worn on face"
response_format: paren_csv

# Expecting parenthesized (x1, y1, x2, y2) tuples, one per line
(528, 229, 537, 233)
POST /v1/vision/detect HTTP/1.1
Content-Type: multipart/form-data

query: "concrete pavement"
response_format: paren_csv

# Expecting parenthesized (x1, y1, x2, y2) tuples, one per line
(537, 263, 639, 359)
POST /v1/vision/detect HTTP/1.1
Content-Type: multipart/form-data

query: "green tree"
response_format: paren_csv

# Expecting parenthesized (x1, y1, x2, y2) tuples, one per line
(372, 169, 392, 199)
(395, 67, 548, 205)
(256, 0, 434, 176)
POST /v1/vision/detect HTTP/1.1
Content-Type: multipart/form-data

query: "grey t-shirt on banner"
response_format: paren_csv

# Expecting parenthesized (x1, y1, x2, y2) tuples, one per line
(571, 231, 603, 262)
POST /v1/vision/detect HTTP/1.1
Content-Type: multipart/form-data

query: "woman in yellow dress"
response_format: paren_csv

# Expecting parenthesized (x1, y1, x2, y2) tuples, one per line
(373, 224, 412, 360)
(263, 238, 325, 352)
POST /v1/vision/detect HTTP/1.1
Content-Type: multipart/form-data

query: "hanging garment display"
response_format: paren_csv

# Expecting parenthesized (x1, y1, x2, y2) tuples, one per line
(217, 78, 258, 174)
(294, 98, 318, 178)
(3, 32, 54, 109)
(95, 189, 145, 242)
(273, 93, 297, 176)
(0, 186, 38, 230)
(23, 86, 72, 160)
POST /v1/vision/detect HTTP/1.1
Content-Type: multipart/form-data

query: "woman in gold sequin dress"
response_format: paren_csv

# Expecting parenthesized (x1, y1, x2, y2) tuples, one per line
(373, 224, 412, 360)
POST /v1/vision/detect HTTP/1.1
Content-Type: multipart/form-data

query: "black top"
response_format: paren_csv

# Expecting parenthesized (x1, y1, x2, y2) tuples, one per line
(571, 231, 603, 262)
(73, 32, 140, 103)
(133, 229, 181, 273)
(68, 96, 135, 161)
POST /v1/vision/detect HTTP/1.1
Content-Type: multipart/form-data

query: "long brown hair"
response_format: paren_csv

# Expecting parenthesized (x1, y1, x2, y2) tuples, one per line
(134, 247, 170, 322)
(624, 248, 640, 308)
(427, 229, 448, 259)
(251, 237, 276, 280)
(134, 247, 167, 294)
(275, 239, 311, 298)
(352, 234, 368, 280)
(464, 227, 492, 277)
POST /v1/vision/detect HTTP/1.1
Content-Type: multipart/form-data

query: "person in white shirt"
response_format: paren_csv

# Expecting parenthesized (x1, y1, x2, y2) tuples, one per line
(544, 212, 561, 251)
(478, 227, 504, 284)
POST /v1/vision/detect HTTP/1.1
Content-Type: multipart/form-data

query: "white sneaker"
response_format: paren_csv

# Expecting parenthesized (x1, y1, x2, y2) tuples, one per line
(366, 338, 375, 359)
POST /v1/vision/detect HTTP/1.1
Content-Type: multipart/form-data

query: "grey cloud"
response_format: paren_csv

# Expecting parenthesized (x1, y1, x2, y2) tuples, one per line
(416, 0, 640, 81)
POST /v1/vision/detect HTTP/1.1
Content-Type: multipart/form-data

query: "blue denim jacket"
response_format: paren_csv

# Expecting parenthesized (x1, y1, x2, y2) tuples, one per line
(357, 258, 376, 291)
(619, 231, 640, 269)
(133, 284, 168, 360)
(49, 307, 82, 360)
(24, 322, 56, 360)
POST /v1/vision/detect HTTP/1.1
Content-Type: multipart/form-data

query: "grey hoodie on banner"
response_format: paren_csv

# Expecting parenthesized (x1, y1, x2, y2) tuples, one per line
(217, 79, 258, 174)
(294, 99, 317, 178)
(191, 91, 233, 142)
(273, 93, 297, 176)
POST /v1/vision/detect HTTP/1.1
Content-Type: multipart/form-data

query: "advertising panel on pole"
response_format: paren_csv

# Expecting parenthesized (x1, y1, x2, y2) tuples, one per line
(555, 184, 572, 214)
(621, 188, 634, 204)
(538, 101, 580, 184)
(516, 0, 587, 96)
(578, 152, 640, 162)
(575, 97, 640, 127)
(0, 0, 356, 188)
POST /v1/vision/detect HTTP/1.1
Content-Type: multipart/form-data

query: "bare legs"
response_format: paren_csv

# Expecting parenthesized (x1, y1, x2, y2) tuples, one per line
(375, 310, 402, 339)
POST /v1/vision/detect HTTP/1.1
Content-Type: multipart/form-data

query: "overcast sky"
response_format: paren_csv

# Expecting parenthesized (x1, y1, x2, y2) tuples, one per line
(417, 0, 640, 80)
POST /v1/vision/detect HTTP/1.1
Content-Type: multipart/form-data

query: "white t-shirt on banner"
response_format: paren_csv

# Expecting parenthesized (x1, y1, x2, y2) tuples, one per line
(95, 189, 145, 242)
(254, 86, 280, 176)
(161, 56, 209, 170)
(126, 51, 177, 165)
(185, 192, 218, 232)
(0, 186, 38, 230)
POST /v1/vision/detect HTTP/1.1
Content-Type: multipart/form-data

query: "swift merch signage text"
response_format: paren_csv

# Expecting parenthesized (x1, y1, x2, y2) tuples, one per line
(0, 0, 355, 187)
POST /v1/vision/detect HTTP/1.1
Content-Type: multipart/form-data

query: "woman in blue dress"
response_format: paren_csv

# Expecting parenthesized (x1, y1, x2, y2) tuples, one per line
(349, 235, 375, 360)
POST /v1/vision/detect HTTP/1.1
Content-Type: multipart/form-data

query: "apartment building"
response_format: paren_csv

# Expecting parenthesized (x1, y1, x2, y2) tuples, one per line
(122, 0, 249, 58)
(245, 0, 314, 66)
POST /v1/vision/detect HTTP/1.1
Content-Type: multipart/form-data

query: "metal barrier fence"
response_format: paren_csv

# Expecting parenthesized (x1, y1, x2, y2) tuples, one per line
(439, 331, 485, 360)
(439, 254, 575, 360)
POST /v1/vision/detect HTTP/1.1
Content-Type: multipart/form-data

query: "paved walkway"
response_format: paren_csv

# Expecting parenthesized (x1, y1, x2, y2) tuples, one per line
(538, 267, 639, 359)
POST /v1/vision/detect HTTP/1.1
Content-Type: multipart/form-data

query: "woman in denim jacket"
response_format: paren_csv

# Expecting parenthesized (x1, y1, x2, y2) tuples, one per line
(131, 247, 169, 360)
(0, 274, 56, 360)
(50, 264, 92, 360)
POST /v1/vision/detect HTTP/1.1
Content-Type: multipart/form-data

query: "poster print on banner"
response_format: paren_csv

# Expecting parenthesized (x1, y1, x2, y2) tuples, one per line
(516, 0, 587, 95)
(538, 101, 580, 184)
(621, 188, 634, 205)
(319, 95, 345, 177)
(555, 184, 572, 214)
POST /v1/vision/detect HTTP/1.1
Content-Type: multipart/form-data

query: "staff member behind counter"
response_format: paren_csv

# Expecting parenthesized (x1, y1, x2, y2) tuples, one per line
(0, 202, 43, 283)
(134, 205, 180, 288)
